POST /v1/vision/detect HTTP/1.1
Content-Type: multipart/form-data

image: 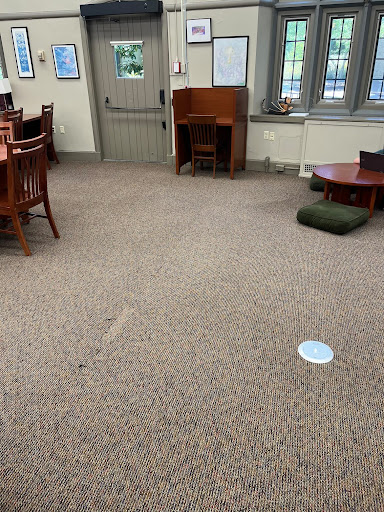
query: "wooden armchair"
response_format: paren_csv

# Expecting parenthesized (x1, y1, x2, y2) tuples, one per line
(0, 121, 14, 144)
(187, 114, 227, 178)
(0, 122, 14, 204)
(0, 133, 60, 256)
(41, 103, 60, 168)
(4, 108, 23, 141)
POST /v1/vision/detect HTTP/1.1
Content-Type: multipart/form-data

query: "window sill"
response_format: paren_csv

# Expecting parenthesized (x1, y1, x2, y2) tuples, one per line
(250, 114, 384, 124)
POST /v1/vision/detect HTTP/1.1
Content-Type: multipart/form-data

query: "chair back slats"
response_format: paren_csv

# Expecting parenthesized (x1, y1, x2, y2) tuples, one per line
(7, 135, 47, 208)
(40, 103, 54, 143)
(4, 108, 23, 141)
(0, 121, 14, 145)
(191, 123, 214, 146)
(187, 115, 216, 152)
(19, 152, 43, 202)
(40, 102, 60, 166)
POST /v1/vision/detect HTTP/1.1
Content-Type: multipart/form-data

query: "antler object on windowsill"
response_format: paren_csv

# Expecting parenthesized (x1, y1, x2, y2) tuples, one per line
(262, 97, 293, 115)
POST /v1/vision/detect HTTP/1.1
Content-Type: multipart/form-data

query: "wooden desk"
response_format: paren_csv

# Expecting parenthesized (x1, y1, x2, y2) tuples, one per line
(0, 113, 40, 124)
(173, 88, 248, 179)
(313, 163, 384, 217)
(0, 113, 41, 139)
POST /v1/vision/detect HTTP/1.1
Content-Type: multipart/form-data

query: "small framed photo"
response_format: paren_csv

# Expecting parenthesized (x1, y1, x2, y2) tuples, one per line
(52, 44, 80, 79)
(187, 18, 212, 44)
(212, 36, 249, 87)
(11, 27, 34, 78)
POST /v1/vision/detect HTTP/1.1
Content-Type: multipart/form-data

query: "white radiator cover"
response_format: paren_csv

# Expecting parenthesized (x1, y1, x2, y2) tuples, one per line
(299, 120, 384, 177)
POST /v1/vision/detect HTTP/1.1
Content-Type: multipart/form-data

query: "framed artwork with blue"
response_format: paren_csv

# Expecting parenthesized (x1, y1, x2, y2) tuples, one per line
(11, 27, 34, 78)
(52, 44, 79, 79)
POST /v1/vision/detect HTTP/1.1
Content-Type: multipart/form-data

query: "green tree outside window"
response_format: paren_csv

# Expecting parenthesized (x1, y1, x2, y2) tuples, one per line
(114, 44, 144, 78)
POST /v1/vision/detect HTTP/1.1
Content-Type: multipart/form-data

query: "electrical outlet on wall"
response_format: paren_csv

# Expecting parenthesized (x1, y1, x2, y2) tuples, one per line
(37, 50, 46, 61)
(52, 126, 56, 134)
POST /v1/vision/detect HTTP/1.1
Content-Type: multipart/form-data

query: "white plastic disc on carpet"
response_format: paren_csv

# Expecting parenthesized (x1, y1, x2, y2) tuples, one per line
(298, 340, 334, 364)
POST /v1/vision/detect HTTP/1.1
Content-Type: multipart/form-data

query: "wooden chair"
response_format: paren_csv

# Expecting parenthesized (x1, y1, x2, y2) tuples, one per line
(0, 133, 60, 256)
(4, 108, 23, 141)
(187, 114, 227, 178)
(0, 121, 14, 145)
(40, 103, 60, 168)
(0, 122, 14, 223)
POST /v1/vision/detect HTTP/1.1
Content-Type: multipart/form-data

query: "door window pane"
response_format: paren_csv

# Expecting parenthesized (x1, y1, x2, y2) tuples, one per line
(113, 43, 144, 79)
(280, 19, 308, 99)
(322, 17, 354, 100)
(369, 15, 384, 99)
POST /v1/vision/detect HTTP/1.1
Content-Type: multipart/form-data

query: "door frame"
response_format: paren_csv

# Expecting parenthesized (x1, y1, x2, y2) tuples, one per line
(80, 13, 172, 163)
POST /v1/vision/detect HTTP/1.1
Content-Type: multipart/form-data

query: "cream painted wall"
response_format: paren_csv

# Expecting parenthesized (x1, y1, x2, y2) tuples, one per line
(0, 0, 222, 11)
(167, 5, 259, 156)
(0, 0, 100, 14)
(1, 1, 378, 167)
(0, 0, 273, 162)
(0, 0, 332, 168)
(253, 6, 273, 116)
(0, 17, 95, 153)
(248, 122, 304, 162)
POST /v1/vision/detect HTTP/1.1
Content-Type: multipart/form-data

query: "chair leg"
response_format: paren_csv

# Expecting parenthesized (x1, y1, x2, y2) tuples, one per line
(46, 155, 52, 171)
(10, 212, 31, 256)
(200, 160, 203, 170)
(192, 155, 195, 177)
(44, 196, 60, 239)
(49, 142, 60, 165)
(213, 158, 216, 179)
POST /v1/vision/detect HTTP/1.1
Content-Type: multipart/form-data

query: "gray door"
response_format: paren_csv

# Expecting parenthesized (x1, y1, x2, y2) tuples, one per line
(88, 15, 166, 162)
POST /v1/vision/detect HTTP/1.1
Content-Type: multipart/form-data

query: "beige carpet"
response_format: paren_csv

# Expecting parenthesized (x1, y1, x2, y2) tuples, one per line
(0, 161, 383, 511)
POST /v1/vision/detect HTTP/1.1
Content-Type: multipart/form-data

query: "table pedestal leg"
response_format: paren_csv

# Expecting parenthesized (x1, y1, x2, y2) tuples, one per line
(369, 187, 377, 217)
(353, 186, 377, 218)
(323, 182, 330, 200)
(331, 184, 352, 205)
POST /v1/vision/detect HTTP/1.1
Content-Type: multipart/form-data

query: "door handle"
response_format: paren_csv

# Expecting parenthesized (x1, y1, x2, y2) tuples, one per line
(105, 97, 162, 112)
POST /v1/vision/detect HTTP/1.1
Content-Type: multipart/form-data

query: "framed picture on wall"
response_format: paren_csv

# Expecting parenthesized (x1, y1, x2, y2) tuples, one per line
(186, 18, 212, 43)
(52, 44, 80, 79)
(212, 36, 249, 87)
(11, 27, 34, 78)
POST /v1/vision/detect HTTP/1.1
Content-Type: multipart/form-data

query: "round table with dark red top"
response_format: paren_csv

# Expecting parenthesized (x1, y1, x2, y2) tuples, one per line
(313, 163, 384, 218)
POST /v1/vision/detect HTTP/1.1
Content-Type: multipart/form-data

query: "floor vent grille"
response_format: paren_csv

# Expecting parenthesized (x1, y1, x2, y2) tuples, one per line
(299, 162, 321, 177)
(303, 163, 318, 173)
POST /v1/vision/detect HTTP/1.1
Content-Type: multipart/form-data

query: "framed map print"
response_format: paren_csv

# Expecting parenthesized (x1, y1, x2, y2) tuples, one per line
(212, 36, 249, 87)
(52, 44, 79, 79)
(11, 27, 34, 78)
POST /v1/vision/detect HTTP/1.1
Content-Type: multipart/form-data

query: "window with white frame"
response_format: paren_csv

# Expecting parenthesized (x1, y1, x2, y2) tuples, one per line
(280, 19, 308, 100)
(272, 11, 313, 112)
(369, 14, 384, 100)
(322, 16, 354, 100)
(270, 1, 384, 116)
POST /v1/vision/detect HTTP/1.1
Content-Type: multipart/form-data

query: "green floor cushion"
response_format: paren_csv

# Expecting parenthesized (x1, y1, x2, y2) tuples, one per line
(309, 174, 326, 191)
(297, 199, 369, 234)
